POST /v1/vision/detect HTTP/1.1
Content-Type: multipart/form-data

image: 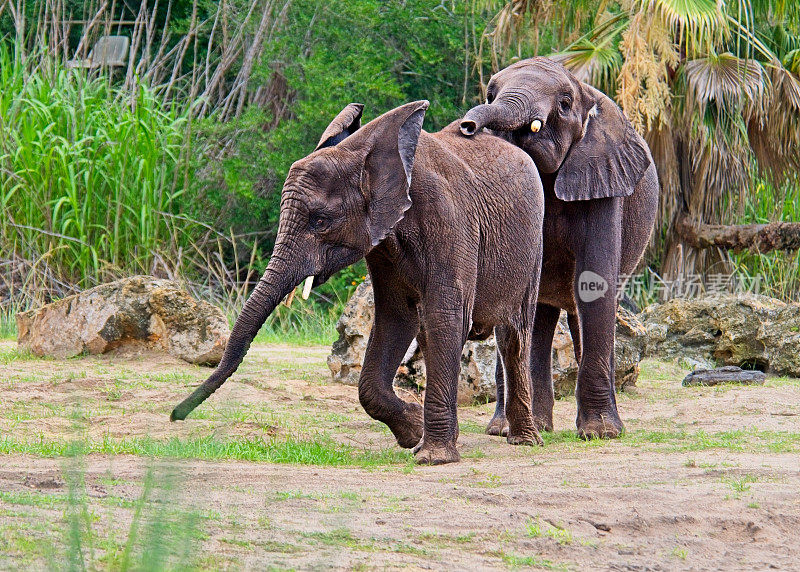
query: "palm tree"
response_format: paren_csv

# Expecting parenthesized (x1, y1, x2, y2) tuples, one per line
(477, 0, 800, 287)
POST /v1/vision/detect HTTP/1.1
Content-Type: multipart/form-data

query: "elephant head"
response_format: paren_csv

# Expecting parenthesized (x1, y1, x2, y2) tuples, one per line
(171, 100, 428, 421)
(460, 57, 650, 201)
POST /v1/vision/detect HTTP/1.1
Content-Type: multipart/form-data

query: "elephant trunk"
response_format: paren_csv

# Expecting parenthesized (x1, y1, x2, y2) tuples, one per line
(459, 101, 525, 137)
(170, 248, 302, 421)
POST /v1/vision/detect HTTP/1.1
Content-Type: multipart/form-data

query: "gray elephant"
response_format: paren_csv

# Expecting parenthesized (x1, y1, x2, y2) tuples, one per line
(172, 100, 546, 464)
(461, 57, 659, 439)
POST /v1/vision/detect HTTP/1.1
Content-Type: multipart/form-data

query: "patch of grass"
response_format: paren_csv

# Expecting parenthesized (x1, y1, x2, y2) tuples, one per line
(418, 531, 476, 547)
(303, 527, 360, 548)
(498, 551, 568, 571)
(0, 347, 41, 365)
(524, 518, 573, 545)
(0, 312, 17, 340)
(146, 372, 198, 384)
(620, 428, 800, 453)
(671, 546, 688, 560)
(0, 433, 411, 467)
(459, 420, 487, 434)
(474, 473, 502, 488)
(525, 518, 543, 538)
(638, 359, 686, 381)
(0, 491, 65, 509)
(724, 474, 758, 493)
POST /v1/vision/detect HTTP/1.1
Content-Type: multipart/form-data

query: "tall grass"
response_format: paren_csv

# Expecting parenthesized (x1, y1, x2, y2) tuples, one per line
(0, 45, 191, 301)
(730, 178, 800, 301)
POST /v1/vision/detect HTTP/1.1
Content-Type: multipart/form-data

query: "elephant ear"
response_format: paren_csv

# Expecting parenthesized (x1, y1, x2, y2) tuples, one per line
(315, 103, 364, 150)
(554, 88, 651, 201)
(354, 100, 428, 246)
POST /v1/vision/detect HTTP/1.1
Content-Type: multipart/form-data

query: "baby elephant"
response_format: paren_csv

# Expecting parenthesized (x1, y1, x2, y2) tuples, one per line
(171, 101, 544, 464)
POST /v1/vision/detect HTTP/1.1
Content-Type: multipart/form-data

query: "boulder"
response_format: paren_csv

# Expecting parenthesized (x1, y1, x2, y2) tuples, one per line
(16, 275, 229, 365)
(640, 293, 800, 376)
(327, 279, 645, 404)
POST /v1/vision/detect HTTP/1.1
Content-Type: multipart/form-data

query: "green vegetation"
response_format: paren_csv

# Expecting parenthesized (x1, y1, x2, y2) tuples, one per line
(1, 1, 795, 345)
(0, 433, 411, 466)
(483, 0, 800, 289)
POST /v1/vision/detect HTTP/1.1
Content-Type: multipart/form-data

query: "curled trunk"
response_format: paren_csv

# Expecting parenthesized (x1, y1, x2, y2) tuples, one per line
(171, 253, 300, 421)
(460, 101, 524, 136)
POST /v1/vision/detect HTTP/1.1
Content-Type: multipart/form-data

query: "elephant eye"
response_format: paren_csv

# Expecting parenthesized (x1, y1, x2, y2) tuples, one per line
(559, 96, 572, 112)
(309, 214, 329, 232)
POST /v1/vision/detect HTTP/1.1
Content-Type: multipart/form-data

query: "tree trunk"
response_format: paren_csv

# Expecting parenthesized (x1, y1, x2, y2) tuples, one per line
(676, 213, 800, 254)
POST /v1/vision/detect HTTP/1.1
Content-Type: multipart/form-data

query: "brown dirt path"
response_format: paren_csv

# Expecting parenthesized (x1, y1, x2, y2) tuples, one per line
(1, 340, 799, 570)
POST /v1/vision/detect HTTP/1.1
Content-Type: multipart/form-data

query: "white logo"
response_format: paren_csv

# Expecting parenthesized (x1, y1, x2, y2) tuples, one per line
(578, 271, 608, 303)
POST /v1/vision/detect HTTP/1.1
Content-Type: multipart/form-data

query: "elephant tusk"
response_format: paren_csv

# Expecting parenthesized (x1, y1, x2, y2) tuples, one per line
(530, 119, 542, 133)
(301, 276, 314, 300)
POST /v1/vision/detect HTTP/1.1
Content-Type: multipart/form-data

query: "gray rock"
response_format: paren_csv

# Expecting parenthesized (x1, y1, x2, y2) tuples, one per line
(16, 275, 229, 365)
(682, 366, 766, 387)
(640, 293, 800, 376)
(328, 279, 645, 404)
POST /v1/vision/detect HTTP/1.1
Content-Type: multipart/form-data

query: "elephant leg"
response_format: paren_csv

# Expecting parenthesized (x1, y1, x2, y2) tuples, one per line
(485, 348, 509, 436)
(573, 258, 623, 440)
(413, 294, 469, 465)
(358, 288, 423, 449)
(496, 325, 542, 446)
(529, 303, 561, 432)
(567, 311, 581, 364)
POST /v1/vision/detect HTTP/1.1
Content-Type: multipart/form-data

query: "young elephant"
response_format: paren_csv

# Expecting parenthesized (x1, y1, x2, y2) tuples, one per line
(171, 101, 545, 464)
(460, 58, 659, 439)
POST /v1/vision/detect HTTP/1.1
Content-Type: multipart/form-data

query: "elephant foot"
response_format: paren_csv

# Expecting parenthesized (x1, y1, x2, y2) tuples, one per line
(485, 413, 509, 436)
(413, 440, 460, 465)
(577, 410, 624, 440)
(507, 427, 544, 447)
(390, 403, 424, 449)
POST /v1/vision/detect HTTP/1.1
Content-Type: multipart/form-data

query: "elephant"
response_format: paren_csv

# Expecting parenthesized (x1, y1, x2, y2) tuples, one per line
(171, 100, 546, 464)
(460, 57, 659, 439)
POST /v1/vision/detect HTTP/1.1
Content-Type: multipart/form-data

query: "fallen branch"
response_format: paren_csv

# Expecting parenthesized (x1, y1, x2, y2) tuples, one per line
(676, 213, 800, 254)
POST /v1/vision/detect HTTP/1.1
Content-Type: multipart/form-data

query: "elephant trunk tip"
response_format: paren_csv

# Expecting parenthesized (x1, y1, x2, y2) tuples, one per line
(170, 386, 212, 421)
(459, 119, 478, 137)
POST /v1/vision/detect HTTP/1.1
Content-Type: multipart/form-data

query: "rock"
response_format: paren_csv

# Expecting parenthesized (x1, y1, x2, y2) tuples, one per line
(327, 279, 645, 404)
(327, 279, 375, 386)
(640, 293, 800, 376)
(551, 306, 645, 398)
(682, 366, 766, 387)
(16, 275, 229, 365)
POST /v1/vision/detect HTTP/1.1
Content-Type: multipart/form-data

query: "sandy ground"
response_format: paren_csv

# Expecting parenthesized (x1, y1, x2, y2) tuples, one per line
(1, 340, 799, 570)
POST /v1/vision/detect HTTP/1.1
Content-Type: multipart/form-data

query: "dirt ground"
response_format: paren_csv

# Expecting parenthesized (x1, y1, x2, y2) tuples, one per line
(1, 339, 799, 571)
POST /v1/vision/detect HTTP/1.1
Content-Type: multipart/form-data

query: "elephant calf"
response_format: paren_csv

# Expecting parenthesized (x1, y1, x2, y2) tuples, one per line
(171, 100, 545, 464)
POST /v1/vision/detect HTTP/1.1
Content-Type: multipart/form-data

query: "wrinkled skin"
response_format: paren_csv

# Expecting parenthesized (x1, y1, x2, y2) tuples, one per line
(461, 57, 659, 439)
(171, 101, 546, 465)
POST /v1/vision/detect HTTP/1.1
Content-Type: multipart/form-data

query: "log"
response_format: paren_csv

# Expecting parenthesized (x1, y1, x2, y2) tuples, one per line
(682, 366, 766, 387)
(676, 214, 800, 254)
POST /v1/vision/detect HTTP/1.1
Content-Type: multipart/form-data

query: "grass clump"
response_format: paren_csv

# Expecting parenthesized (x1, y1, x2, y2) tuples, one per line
(0, 46, 191, 294)
(0, 433, 411, 467)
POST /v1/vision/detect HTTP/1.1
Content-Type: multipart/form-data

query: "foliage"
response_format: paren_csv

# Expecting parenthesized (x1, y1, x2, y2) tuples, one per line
(480, 0, 800, 289)
(0, 45, 193, 302)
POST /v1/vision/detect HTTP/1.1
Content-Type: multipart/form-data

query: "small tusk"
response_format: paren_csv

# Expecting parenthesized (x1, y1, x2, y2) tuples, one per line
(301, 276, 314, 300)
(531, 119, 542, 133)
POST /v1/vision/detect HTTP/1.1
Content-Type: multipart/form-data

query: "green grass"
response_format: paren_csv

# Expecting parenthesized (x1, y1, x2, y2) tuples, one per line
(0, 311, 16, 340)
(0, 433, 411, 467)
(498, 551, 569, 571)
(0, 45, 192, 290)
(0, 346, 41, 364)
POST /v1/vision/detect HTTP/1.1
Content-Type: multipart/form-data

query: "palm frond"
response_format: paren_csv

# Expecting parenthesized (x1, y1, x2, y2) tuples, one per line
(683, 52, 769, 117)
(551, 12, 625, 92)
(641, 0, 728, 55)
(749, 60, 800, 175)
